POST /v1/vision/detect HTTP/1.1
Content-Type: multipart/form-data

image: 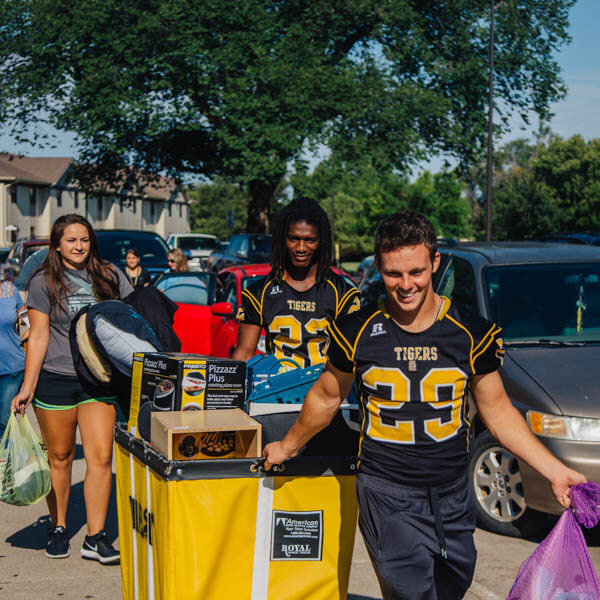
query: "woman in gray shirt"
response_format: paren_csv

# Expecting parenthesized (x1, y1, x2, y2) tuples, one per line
(12, 214, 133, 564)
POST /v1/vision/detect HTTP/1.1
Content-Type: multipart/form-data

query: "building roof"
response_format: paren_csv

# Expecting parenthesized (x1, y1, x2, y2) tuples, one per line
(0, 154, 72, 185)
(0, 154, 182, 201)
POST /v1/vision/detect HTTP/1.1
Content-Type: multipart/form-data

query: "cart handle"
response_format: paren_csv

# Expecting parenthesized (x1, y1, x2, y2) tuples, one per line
(250, 458, 286, 473)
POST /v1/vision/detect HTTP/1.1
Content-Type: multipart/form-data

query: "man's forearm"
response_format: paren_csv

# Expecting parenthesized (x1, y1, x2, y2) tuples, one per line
(483, 402, 567, 482)
(279, 393, 340, 456)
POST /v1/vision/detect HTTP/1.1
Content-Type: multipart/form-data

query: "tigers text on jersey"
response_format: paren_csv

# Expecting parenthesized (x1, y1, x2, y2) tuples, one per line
(328, 296, 504, 487)
(237, 270, 360, 368)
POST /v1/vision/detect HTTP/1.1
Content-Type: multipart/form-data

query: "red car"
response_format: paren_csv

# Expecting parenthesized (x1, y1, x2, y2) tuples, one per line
(212, 263, 272, 357)
(153, 265, 271, 357)
(154, 264, 356, 357)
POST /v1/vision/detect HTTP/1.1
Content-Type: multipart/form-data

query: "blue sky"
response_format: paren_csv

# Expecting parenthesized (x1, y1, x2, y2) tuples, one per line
(500, 0, 600, 142)
(1, 0, 599, 166)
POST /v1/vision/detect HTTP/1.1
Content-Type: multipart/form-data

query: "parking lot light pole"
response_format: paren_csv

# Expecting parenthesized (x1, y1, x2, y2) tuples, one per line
(486, 0, 495, 242)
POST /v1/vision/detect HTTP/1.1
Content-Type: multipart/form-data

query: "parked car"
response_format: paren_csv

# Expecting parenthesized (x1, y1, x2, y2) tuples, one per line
(214, 264, 272, 357)
(539, 231, 600, 246)
(166, 232, 219, 270)
(152, 271, 220, 354)
(155, 263, 357, 358)
(206, 233, 271, 272)
(152, 269, 259, 358)
(6, 238, 49, 275)
(0, 247, 10, 264)
(95, 230, 170, 280)
(356, 255, 375, 283)
(431, 241, 600, 537)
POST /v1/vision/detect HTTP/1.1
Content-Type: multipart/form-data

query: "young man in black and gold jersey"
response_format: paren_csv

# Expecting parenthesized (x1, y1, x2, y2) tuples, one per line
(263, 211, 586, 600)
(232, 197, 360, 366)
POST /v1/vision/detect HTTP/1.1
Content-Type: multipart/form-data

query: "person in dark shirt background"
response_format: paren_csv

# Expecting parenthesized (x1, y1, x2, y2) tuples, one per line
(123, 248, 151, 288)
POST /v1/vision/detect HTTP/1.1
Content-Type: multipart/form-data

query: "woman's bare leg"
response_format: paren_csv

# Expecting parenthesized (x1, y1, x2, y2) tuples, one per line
(77, 402, 116, 535)
(34, 406, 77, 527)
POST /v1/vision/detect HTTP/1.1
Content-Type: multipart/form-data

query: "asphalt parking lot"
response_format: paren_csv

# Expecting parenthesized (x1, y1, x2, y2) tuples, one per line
(1, 411, 598, 600)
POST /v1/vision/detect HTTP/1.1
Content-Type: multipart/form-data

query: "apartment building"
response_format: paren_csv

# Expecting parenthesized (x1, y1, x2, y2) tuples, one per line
(0, 154, 190, 246)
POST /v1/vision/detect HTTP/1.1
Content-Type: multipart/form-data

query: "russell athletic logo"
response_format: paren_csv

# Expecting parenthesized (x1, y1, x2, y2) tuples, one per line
(370, 322, 386, 337)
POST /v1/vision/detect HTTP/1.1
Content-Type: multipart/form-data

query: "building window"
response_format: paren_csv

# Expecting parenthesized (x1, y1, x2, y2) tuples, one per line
(10, 186, 17, 204)
(132, 199, 136, 214)
(29, 187, 36, 206)
(74, 191, 79, 209)
(56, 189, 62, 208)
(168, 201, 172, 217)
(179, 203, 182, 218)
(97, 196, 103, 215)
(150, 201, 155, 221)
(119, 198, 124, 213)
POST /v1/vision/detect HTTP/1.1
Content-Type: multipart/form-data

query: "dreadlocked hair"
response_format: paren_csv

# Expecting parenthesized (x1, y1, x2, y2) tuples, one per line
(271, 197, 333, 284)
(43, 214, 121, 315)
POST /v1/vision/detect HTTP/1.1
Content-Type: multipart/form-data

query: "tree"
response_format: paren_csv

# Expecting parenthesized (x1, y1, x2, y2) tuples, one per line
(407, 172, 473, 240)
(0, 0, 575, 231)
(292, 160, 472, 256)
(533, 135, 600, 231)
(477, 134, 600, 240)
(188, 179, 248, 240)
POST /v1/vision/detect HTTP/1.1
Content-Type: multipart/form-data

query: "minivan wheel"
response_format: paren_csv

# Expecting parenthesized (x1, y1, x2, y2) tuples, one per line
(468, 431, 546, 538)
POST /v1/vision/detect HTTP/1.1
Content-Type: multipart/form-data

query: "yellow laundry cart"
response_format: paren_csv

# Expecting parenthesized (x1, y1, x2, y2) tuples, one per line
(114, 423, 359, 600)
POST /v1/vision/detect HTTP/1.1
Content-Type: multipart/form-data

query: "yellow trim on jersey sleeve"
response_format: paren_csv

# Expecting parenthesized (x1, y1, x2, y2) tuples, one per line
(472, 323, 498, 354)
(328, 320, 354, 363)
(326, 279, 341, 316)
(240, 288, 261, 315)
(444, 313, 476, 372)
(337, 287, 359, 317)
(352, 310, 382, 360)
(472, 326, 503, 367)
(259, 278, 276, 316)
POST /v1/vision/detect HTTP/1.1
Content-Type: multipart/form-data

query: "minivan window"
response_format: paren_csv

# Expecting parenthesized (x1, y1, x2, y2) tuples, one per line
(486, 263, 600, 342)
(96, 232, 169, 266)
(438, 257, 477, 315)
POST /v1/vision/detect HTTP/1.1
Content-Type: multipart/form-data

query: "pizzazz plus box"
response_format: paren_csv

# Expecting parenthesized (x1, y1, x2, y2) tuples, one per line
(128, 352, 247, 437)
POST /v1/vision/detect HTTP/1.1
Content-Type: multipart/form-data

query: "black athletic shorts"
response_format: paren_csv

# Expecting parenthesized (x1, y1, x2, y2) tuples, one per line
(356, 472, 477, 600)
(33, 369, 118, 411)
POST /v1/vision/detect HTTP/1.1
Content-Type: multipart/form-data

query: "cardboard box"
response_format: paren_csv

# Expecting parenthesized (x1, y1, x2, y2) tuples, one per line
(128, 352, 246, 436)
(150, 409, 262, 461)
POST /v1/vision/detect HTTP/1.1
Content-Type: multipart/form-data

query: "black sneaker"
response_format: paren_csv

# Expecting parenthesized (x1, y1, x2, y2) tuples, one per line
(80, 530, 120, 565)
(46, 525, 70, 559)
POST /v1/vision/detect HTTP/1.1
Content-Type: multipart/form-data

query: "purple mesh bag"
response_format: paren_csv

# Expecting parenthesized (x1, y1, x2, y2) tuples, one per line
(507, 482, 600, 600)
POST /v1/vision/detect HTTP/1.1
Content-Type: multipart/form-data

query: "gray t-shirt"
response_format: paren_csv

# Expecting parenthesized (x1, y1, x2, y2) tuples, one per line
(27, 264, 134, 376)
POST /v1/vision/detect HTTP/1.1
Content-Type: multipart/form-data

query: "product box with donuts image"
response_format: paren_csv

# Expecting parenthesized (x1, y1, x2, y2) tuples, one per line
(128, 352, 246, 438)
(150, 409, 262, 460)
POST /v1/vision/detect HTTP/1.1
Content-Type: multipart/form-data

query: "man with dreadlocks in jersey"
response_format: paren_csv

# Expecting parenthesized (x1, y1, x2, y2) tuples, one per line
(263, 211, 586, 600)
(233, 197, 360, 366)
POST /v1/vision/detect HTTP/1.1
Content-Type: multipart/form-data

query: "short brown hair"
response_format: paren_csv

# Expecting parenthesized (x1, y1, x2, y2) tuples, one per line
(374, 211, 437, 262)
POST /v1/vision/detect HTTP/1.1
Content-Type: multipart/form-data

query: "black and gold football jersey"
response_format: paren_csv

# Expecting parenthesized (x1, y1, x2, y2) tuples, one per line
(328, 296, 504, 487)
(237, 270, 360, 368)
